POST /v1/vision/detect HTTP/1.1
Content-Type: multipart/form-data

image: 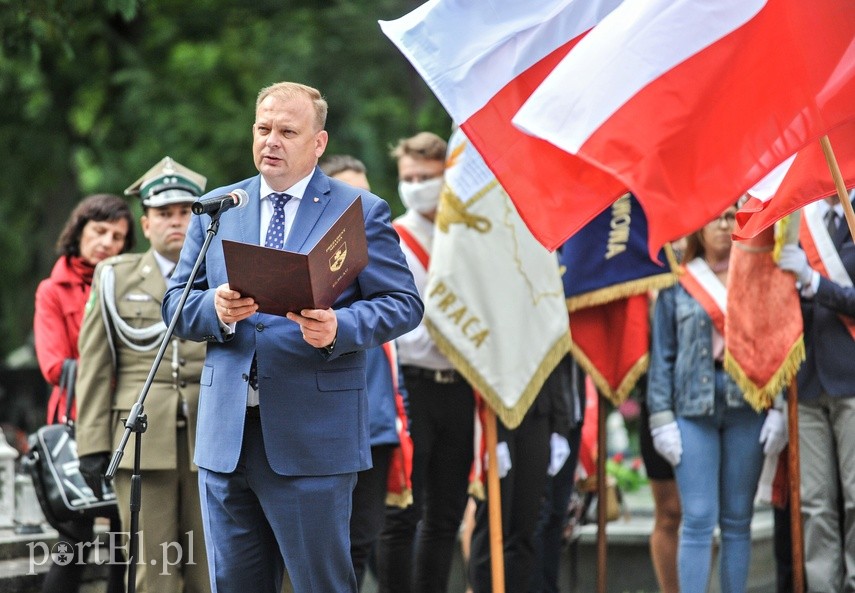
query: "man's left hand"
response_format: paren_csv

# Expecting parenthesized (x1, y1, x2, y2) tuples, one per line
(287, 308, 338, 349)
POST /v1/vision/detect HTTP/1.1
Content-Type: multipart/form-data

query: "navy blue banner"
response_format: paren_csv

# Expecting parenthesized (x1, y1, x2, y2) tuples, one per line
(560, 193, 675, 309)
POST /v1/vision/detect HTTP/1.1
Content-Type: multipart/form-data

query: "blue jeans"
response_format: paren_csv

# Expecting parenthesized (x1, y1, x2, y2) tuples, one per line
(674, 371, 765, 593)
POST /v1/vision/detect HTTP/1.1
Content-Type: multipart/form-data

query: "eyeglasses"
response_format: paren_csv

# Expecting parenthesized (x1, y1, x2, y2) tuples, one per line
(708, 212, 736, 227)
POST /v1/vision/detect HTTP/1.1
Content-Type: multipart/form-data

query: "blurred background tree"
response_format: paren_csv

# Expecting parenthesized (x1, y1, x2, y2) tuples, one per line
(0, 0, 449, 359)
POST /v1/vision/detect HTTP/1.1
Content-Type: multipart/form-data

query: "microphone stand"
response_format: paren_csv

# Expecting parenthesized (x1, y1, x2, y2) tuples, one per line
(105, 211, 224, 593)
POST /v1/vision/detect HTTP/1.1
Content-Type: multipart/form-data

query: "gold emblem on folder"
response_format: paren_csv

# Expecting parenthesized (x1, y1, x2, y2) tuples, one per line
(329, 242, 348, 272)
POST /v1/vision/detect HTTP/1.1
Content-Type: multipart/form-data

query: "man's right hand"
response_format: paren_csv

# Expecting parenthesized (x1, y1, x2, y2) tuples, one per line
(778, 245, 815, 286)
(215, 283, 258, 323)
(78, 452, 110, 500)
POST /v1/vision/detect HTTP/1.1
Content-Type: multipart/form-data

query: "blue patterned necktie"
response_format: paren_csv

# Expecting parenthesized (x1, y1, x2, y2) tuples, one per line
(826, 209, 839, 240)
(249, 192, 293, 391)
(264, 193, 292, 249)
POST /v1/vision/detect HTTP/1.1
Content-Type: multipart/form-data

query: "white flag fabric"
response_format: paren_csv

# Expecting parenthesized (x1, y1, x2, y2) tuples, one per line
(424, 129, 571, 428)
(380, 0, 626, 251)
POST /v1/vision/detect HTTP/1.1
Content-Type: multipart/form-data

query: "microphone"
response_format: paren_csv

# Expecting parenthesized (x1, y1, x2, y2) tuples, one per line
(191, 189, 250, 216)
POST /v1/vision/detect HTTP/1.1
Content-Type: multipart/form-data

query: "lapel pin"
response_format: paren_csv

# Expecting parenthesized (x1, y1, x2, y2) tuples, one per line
(313, 197, 320, 203)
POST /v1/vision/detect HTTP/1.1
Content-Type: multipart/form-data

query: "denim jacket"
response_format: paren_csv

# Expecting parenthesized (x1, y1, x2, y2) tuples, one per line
(647, 282, 746, 428)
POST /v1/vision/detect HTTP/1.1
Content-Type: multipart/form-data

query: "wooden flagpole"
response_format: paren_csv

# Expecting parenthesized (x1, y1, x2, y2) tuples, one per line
(597, 394, 608, 593)
(786, 381, 805, 593)
(820, 135, 855, 236)
(483, 406, 506, 593)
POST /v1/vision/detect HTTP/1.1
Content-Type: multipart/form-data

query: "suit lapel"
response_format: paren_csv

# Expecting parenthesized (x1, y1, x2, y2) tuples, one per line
(285, 168, 332, 252)
(237, 177, 263, 245)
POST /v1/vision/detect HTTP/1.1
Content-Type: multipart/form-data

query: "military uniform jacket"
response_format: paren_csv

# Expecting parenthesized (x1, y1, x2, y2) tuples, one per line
(76, 250, 206, 471)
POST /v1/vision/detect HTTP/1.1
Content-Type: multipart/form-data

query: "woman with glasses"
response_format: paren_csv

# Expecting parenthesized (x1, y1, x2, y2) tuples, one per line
(646, 205, 782, 593)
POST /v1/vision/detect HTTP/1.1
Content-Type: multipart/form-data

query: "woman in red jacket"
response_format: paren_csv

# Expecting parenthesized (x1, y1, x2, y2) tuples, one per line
(34, 193, 134, 424)
(33, 193, 134, 593)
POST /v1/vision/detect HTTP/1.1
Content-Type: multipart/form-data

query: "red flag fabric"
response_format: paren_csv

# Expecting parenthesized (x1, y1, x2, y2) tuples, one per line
(735, 122, 855, 240)
(514, 0, 855, 255)
(577, 375, 600, 477)
(382, 342, 414, 508)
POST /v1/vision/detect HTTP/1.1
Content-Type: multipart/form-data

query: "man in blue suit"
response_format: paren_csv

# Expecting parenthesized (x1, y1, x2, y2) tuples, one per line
(162, 81, 423, 593)
(779, 192, 855, 592)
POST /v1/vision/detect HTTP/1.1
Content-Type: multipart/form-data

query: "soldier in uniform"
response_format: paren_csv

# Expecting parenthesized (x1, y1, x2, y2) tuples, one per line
(76, 157, 210, 593)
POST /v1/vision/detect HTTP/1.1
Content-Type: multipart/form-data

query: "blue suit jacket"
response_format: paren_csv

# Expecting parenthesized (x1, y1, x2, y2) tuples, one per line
(163, 168, 423, 476)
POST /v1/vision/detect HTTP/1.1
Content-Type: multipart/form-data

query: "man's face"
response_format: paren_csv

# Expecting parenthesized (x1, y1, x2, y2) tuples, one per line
(141, 203, 193, 262)
(252, 94, 329, 191)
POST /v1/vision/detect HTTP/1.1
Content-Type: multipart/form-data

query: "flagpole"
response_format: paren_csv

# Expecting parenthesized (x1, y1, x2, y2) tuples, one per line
(786, 381, 805, 593)
(483, 406, 506, 593)
(819, 135, 854, 237)
(597, 393, 608, 593)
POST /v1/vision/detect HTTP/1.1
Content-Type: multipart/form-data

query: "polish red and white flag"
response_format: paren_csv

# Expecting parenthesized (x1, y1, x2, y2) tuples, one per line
(379, 0, 626, 252)
(734, 122, 855, 240)
(514, 0, 855, 256)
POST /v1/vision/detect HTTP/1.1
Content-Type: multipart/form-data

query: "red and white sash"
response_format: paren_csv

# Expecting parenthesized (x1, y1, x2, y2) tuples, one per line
(799, 202, 855, 340)
(679, 258, 727, 336)
(392, 221, 430, 271)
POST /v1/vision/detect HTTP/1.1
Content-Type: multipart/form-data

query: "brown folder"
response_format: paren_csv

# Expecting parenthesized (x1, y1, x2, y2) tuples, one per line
(223, 196, 368, 317)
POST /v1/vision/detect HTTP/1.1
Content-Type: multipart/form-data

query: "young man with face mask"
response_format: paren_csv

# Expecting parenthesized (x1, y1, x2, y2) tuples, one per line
(375, 132, 476, 593)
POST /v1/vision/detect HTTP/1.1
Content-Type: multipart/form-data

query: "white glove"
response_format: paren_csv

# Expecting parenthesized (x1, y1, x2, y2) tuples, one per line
(759, 408, 788, 455)
(778, 244, 814, 286)
(486, 442, 512, 478)
(651, 421, 682, 466)
(547, 433, 571, 477)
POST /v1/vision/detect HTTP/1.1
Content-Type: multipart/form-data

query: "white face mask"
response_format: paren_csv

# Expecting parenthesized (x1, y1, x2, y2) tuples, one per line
(398, 177, 443, 214)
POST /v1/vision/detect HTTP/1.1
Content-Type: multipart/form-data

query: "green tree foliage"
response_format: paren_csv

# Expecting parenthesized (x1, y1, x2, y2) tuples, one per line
(0, 0, 449, 358)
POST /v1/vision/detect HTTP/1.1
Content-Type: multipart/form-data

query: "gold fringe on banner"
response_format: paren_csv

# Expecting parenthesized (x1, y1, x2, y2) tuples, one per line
(724, 338, 805, 411)
(566, 272, 676, 312)
(568, 343, 649, 407)
(468, 480, 486, 501)
(385, 489, 413, 509)
(425, 319, 571, 430)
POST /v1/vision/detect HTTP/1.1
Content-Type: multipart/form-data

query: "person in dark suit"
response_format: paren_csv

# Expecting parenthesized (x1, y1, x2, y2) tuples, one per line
(162, 81, 423, 593)
(779, 192, 855, 592)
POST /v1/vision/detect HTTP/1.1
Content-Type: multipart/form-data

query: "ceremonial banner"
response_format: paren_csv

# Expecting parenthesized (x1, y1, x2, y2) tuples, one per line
(562, 193, 676, 311)
(380, 0, 626, 251)
(424, 129, 571, 429)
(560, 193, 677, 404)
(725, 226, 804, 410)
(735, 122, 855, 240)
(514, 0, 855, 256)
(570, 295, 651, 406)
